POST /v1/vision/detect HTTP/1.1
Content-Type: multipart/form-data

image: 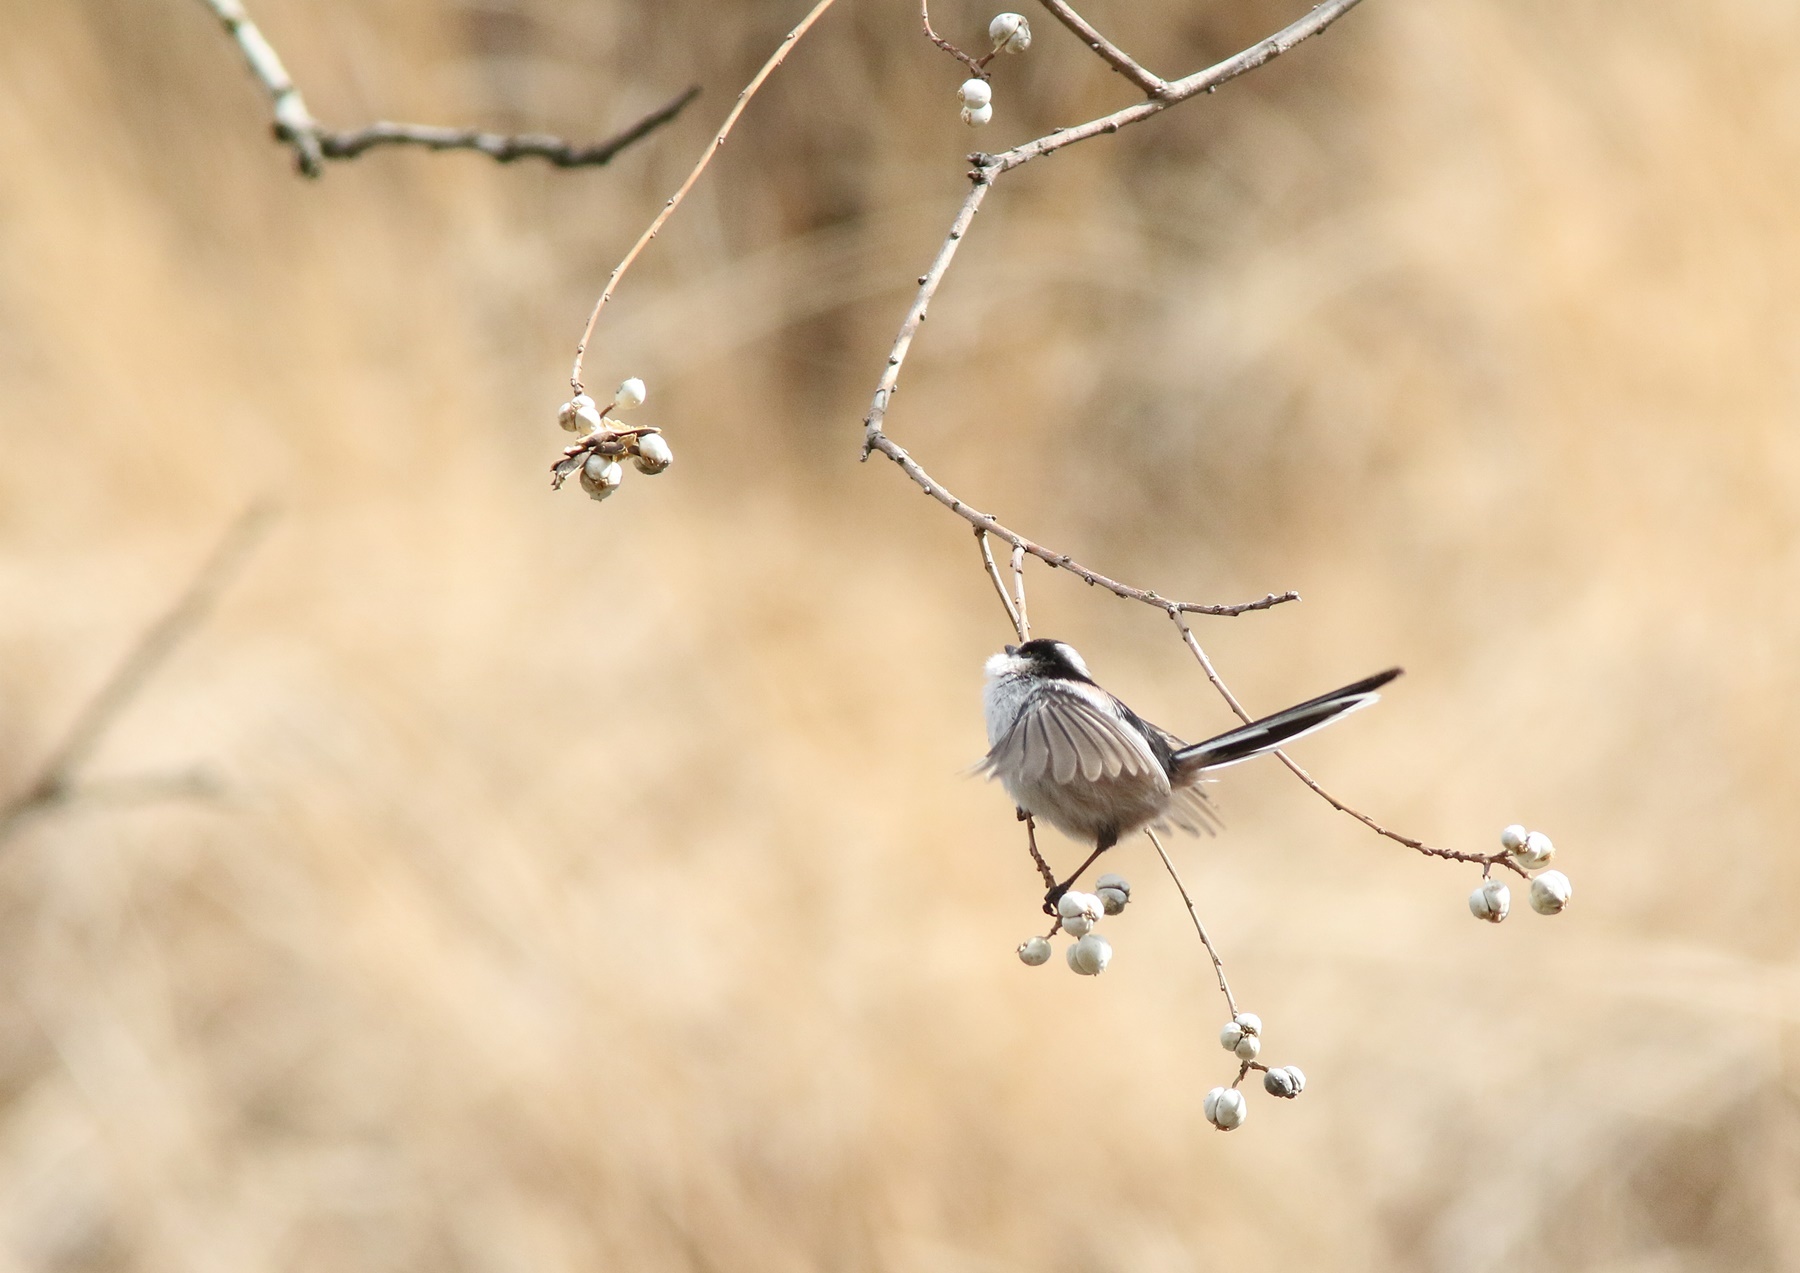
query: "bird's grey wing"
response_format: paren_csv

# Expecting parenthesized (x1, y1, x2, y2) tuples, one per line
(986, 691, 1162, 785)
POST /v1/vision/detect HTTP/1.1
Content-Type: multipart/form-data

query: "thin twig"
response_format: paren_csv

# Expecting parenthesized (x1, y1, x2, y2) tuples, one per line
(1167, 611, 1524, 877)
(196, 0, 698, 177)
(0, 504, 275, 848)
(860, 172, 995, 451)
(1146, 828, 1237, 1016)
(921, 0, 989, 75)
(1035, 0, 1166, 96)
(1008, 544, 1030, 641)
(977, 530, 1027, 641)
(569, 0, 840, 394)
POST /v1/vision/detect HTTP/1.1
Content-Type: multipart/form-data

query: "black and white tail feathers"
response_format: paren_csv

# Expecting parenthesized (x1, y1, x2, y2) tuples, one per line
(1172, 668, 1403, 774)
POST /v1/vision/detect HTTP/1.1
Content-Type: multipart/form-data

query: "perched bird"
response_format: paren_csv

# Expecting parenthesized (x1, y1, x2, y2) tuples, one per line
(981, 639, 1401, 906)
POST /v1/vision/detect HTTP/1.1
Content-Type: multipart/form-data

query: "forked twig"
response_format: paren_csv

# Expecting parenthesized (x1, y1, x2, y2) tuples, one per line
(569, 0, 840, 394)
(977, 530, 1027, 642)
(196, 0, 699, 177)
(1035, 0, 1166, 96)
(921, 0, 990, 75)
(0, 504, 275, 847)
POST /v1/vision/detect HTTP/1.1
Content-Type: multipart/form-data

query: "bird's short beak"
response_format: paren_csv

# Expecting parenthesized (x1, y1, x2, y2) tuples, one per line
(1004, 644, 1018, 656)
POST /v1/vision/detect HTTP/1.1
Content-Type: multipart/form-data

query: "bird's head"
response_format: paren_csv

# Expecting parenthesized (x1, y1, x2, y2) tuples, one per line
(985, 638, 1095, 684)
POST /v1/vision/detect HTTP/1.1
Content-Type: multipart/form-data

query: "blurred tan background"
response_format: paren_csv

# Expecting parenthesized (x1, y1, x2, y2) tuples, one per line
(1, 0, 1798, 1268)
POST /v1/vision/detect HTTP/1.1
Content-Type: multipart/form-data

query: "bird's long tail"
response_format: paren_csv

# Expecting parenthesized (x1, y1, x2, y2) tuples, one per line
(1172, 667, 1403, 773)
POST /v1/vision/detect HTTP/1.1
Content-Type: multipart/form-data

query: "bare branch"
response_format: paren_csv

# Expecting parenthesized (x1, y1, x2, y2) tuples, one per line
(0, 504, 274, 848)
(196, 0, 698, 177)
(195, 0, 322, 173)
(1035, 0, 1166, 96)
(570, 0, 840, 394)
(1146, 828, 1237, 1016)
(1168, 611, 1526, 877)
(316, 88, 702, 169)
(869, 429, 1299, 617)
(860, 3, 1368, 621)
(860, 170, 996, 448)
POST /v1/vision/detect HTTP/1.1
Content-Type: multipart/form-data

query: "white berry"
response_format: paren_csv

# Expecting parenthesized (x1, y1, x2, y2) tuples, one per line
(1057, 891, 1103, 926)
(1513, 830, 1555, 870)
(1204, 1086, 1247, 1130)
(1066, 932, 1112, 976)
(1096, 873, 1131, 915)
(1017, 936, 1052, 966)
(1263, 1065, 1306, 1099)
(958, 78, 992, 109)
(615, 378, 647, 410)
(557, 395, 593, 432)
(1219, 1011, 1261, 1054)
(1529, 870, 1572, 915)
(633, 433, 674, 475)
(1499, 824, 1528, 852)
(989, 12, 1031, 53)
(559, 395, 604, 434)
(961, 103, 993, 128)
(1469, 879, 1510, 923)
(578, 456, 624, 502)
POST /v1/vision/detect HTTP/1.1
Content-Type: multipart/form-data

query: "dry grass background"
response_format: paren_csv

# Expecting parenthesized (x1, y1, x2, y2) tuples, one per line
(1, 0, 1798, 1268)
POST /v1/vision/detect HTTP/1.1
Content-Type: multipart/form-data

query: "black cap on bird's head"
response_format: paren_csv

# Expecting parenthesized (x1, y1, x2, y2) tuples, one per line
(1011, 638, 1096, 683)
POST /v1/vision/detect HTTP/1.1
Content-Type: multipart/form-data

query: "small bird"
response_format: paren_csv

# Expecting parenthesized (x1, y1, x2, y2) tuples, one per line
(981, 639, 1401, 908)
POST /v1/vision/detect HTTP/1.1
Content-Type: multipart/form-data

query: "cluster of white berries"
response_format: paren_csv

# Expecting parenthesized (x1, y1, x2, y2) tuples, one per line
(1202, 1013, 1307, 1131)
(1016, 873, 1130, 975)
(1468, 825, 1573, 923)
(1218, 1012, 1264, 1062)
(956, 14, 1031, 128)
(958, 79, 992, 128)
(553, 377, 672, 502)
